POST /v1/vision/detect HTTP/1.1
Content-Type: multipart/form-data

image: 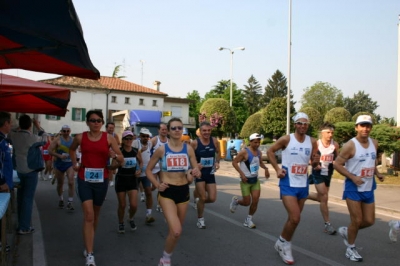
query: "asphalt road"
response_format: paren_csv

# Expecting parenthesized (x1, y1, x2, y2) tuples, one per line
(31, 163, 399, 266)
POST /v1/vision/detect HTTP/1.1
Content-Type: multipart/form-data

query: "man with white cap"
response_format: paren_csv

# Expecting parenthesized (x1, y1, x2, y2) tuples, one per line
(106, 122, 121, 187)
(230, 133, 269, 229)
(267, 112, 319, 265)
(48, 125, 75, 211)
(132, 127, 155, 224)
(334, 115, 384, 262)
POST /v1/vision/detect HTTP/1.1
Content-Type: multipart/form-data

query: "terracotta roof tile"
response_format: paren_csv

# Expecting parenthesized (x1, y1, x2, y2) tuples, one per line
(40, 76, 107, 89)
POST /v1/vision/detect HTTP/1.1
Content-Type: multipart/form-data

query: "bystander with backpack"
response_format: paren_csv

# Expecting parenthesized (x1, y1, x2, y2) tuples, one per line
(8, 115, 48, 235)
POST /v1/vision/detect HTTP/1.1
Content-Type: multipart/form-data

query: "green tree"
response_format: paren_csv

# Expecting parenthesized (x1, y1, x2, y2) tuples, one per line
(370, 125, 400, 155)
(262, 70, 295, 107)
(299, 106, 322, 138)
(186, 90, 202, 128)
(112, 65, 126, 78)
(261, 97, 295, 138)
(324, 107, 351, 124)
(243, 75, 262, 115)
(333, 122, 356, 145)
(205, 80, 230, 99)
(300, 82, 343, 118)
(379, 117, 397, 126)
(200, 98, 236, 137)
(240, 112, 264, 138)
(343, 91, 378, 117)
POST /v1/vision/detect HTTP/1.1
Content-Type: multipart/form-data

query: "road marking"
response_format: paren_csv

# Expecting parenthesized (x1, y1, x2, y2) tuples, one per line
(205, 208, 345, 266)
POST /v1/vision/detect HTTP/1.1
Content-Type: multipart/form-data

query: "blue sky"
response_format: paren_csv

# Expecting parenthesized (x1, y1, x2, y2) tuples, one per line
(3, 0, 400, 118)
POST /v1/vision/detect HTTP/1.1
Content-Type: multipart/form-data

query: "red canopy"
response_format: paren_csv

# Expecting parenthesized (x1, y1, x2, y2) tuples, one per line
(0, 73, 70, 116)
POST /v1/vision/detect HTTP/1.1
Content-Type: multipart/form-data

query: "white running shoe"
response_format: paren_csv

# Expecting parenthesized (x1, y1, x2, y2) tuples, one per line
(193, 197, 199, 210)
(229, 196, 238, 213)
(274, 239, 294, 265)
(109, 181, 114, 187)
(197, 217, 206, 229)
(389, 220, 399, 242)
(140, 193, 145, 202)
(324, 223, 336, 235)
(243, 218, 256, 229)
(156, 205, 163, 213)
(86, 254, 96, 266)
(345, 246, 363, 262)
(338, 226, 349, 246)
(158, 257, 171, 266)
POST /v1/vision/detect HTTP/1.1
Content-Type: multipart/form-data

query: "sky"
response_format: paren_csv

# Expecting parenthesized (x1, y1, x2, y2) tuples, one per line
(3, 0, 400, 118)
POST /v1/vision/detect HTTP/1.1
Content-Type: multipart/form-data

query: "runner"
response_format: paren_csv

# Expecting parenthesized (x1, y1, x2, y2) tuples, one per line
(190, 121, 221, 229)
(150, 123, 169, 213)
(106, 122, 121, 187)
(48, 125, 75, 211)
(41, 133, 54, 181)
(115, 130, 142, 233)
(267, 112, 319, 265)
(307, 122, 339, 235)
(69, 110, 124, 266)
(132, 127, 155, 224)
(334, 115, 384, 262)
(146, 117, 201, 266)
(230, 133, 269, 229)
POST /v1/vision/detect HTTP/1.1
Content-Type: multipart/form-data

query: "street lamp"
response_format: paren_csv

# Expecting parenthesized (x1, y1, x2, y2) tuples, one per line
(218, 46, 245, 107)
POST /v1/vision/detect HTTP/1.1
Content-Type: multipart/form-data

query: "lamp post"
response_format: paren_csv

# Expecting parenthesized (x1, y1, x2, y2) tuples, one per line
(218, 47, 245, 107)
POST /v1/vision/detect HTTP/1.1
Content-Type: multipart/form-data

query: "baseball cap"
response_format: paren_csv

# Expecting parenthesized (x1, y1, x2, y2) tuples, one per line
(61, 125, 70, 130)
(249, 133, 262, 141)
(355, 115, 373, 125)
(122, 131, 134, 139)
(292, 112, 309, 122)
(140, 128, 151, 135)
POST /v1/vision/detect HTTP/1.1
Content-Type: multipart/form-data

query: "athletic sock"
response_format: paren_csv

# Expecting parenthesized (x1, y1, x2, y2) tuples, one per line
(279, 236, 286, 243)
(68, 197, 73, 202)
(162, 251, 172, 260)
(146, 209, 152, 216)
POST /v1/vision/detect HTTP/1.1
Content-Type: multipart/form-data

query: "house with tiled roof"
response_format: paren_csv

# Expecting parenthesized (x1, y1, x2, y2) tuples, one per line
(36, 76, 195, 135)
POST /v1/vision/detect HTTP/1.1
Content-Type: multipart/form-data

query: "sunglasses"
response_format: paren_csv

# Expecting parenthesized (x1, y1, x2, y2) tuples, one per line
(295, 121, 309, 126)
(170, 126, 183, 131)
(88, 119, 103, 123)
(62, 130, 70, 133)
(123, 138, 133, 141)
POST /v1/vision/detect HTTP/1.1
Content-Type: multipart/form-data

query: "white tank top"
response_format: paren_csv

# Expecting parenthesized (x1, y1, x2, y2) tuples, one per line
(345, 138, 376, 192)
(281, 134, 312, 188)
(152, 136, 168, 173)
(318, 139, 335, 176)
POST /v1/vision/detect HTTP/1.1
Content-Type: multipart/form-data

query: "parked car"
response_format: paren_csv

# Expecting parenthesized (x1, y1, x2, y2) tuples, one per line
(259, 144, 282, 163)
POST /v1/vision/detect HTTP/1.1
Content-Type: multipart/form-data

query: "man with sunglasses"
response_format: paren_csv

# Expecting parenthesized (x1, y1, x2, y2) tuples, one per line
(267, 112, 319, 265)
(106, 122, 121, 187)
(48, 125, 75, 211)
(307, 122, 339, 235)
(132, 127, 155, 224)
(190, 121, 221, 229)
(334, 115, 384, 262)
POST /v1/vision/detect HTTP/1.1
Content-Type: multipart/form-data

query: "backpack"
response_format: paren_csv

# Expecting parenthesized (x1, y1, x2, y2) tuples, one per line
(27, 141, 46, 172)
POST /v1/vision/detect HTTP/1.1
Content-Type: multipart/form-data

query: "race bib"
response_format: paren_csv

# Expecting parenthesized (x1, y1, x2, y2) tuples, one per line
(360, 167, 374, 178)
(43, 150, 49, 155)
(249, 162, 259, 175)
(62, 153, 71, 162)
(291, 164, 308, 175)
(123, 157, 137, 169)
(84, 168, 104, 183)
(200, 157, 214, 168)
(321, 154, 334, 163)
(166, 153, 189, 171)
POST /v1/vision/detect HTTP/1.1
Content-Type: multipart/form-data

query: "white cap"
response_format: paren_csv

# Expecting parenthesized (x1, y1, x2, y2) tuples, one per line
(61, 125, 70, 130)
(355, 115, 373, 125)
(139, 128, 151, 135)
(249, 133, 262, 141)
(292, 112, 309, 122)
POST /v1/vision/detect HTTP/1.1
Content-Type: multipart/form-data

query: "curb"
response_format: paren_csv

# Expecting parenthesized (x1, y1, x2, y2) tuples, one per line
(32, 201, 46, 266)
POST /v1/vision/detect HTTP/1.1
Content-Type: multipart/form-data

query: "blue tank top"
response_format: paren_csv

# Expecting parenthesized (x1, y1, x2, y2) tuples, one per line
(161, 143, 189, 172)
(195, 138, 216, 176)
(56, 137, 73, 164)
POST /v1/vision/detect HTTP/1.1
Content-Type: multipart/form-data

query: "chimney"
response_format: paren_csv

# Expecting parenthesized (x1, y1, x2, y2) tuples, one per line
(153, 81, 161, 91)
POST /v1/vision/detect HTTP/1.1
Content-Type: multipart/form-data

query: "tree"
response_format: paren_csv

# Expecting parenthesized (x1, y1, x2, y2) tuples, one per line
(262, 70, 295, 107)
(324, 107, 351, 124)
(343, 91, 378, 117)
(186, 90, 202, 128)
(379, 117, 397, 127)
(240, 112, 264, 138)
(112, 64, 126, 79)
(300, 82, 343, 118)
(333, 122, 356, 145)
(243, 75, 262, 115)
(205, 80, 230, 99)
(370, 125, 400, 155)
(200, 98, 236, 137)
(299, 106, 322, 138)
(261, 97, 295, 138)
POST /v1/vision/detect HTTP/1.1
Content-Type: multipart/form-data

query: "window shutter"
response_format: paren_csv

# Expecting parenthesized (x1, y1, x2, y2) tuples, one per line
(72, 108, 76, 121)
(81, 108, 86, 121)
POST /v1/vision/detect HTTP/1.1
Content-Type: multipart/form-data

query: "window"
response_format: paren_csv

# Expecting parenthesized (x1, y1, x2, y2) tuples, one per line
(125, 97, 130, 104)
(45, 115, 60, 121)
(171, 106, 182, 118)
(139, 98, 144, 105)
(72, 108, 86, 121)
(111, 96, 117, 103)
(152, 100, 157, 106)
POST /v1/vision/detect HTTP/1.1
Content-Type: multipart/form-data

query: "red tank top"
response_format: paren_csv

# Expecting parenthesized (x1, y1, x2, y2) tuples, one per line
(42, 141, 52, 161)
(78, 132, 109, 180)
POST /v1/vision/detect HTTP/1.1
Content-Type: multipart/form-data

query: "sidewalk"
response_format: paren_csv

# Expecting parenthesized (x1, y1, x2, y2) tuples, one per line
(10, 160, 400, 266)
